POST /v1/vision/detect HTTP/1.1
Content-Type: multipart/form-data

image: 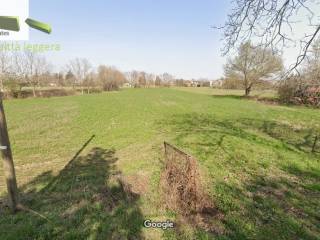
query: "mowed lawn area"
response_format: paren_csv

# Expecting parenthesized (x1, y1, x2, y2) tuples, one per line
(0, 88, 319, 240)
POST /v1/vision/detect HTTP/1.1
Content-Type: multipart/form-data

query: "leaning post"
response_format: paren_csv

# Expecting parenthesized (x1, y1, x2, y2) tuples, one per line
(312, 135, 318, 153)
(0, 93, 19, 212)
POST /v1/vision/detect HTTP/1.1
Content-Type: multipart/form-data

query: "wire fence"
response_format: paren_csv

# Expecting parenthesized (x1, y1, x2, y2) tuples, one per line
(162, 141, 200, 215)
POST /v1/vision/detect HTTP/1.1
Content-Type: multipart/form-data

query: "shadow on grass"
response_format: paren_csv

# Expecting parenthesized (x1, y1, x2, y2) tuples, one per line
(166, 113, 319, 156)
(240, 118, 320, 154)
(211, 95, 245, 100)
(211, 94, 280, 106)
(160, 113, 320, 239)
(0, 137, 144, 239)
(163, 113, 308, 159)
(216, 173, 319, 240)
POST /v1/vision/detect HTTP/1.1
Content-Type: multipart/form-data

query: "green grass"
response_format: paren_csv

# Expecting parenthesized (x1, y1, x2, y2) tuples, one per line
(0, 88, 319, 239)
(172, 87, 278, 99)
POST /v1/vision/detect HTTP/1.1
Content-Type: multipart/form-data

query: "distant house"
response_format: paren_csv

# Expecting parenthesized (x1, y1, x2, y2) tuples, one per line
(122, 82, 132, 88)
(184, 80, 192, 87)
(191, 80, 200, 87)
(210, 79, 223, 88)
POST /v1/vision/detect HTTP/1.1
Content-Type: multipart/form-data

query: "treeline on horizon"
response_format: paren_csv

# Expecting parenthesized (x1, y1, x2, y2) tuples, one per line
(0, 51, 217, 99)
(0, 39, 319, 106)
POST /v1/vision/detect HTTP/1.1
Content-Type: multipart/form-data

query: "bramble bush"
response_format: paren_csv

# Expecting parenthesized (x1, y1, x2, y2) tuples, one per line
(278, 77, 320, 107)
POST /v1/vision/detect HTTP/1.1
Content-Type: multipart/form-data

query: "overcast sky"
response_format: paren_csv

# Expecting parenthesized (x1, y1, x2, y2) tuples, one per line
(27, 0, 320, 79)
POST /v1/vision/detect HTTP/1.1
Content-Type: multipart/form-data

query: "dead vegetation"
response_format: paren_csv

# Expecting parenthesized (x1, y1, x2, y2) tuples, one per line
(161, 142, 224, 235)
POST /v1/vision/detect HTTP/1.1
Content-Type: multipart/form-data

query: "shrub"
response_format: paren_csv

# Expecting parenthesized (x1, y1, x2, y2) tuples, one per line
(40, 89, 76, 97)
(103, 83, 119, 91)
(278, 77, 320, 107)
(278, 76, 299, 103)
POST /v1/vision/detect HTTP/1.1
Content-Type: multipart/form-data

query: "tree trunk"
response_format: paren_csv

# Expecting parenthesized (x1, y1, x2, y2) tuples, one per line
(37, 79, 42, 97)
(0, 94, 19, 212)
(245, 87, 250, 96)
(245, 83, 253, 96)
(0, 76, 4, 92)
(32, 85, 36, 97)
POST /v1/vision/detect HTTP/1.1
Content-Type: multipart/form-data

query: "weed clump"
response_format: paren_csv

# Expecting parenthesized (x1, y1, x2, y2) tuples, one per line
(161, 142, 224, 234)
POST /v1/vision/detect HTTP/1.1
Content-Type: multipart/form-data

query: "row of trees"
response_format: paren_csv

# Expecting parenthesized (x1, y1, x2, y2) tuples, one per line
(1, 44, 289, 99)
(1, 43, 319, 102)
(0, 52, 129, 95)
(0, 51, 51, 97)
(0, 52, 188, 97)
(125, 71, 175, 88)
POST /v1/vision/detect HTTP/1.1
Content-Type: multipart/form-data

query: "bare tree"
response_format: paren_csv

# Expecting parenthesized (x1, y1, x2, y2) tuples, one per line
(12, 52, 26, 81)
(303, 38, 320, 84)
(32, 55, 51, 96)
(67, 58, 92, 93)
(224, 42, 283, 95)
(64, 70, 75, 87)
(0, 52, 12, 92)
(146, 73, 155, 88)
(14, 52, 52, 97)
(24, 52, 36, 96)
(98, 65, 126, 91)
(54, 72, 66, 87)
(126, 71, 139, 88)
(6, 52, 27, 93)
(83, 71, 97, 94)
(219, 0, 320, 72)
(155, 76, 162, 86)
(138, 72, 147, 87)
(161, 73, 174, 86)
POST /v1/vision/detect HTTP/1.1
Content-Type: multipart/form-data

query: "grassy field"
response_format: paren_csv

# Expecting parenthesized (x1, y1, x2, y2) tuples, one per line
(0, 88, 319, 239)
(172, 87, 278, 99)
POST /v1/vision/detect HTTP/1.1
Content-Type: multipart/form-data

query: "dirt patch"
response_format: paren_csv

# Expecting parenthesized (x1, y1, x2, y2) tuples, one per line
(92, 173, 140, 212)
(161, 142, 224, 235)
(123, 173, 149, 195)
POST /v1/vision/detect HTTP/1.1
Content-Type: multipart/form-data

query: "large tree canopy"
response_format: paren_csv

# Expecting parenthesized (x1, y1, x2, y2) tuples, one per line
(224, 42, 283, 95)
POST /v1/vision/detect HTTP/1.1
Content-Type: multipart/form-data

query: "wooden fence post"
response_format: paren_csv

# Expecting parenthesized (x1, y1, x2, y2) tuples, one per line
(0, 94, 19, 212)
